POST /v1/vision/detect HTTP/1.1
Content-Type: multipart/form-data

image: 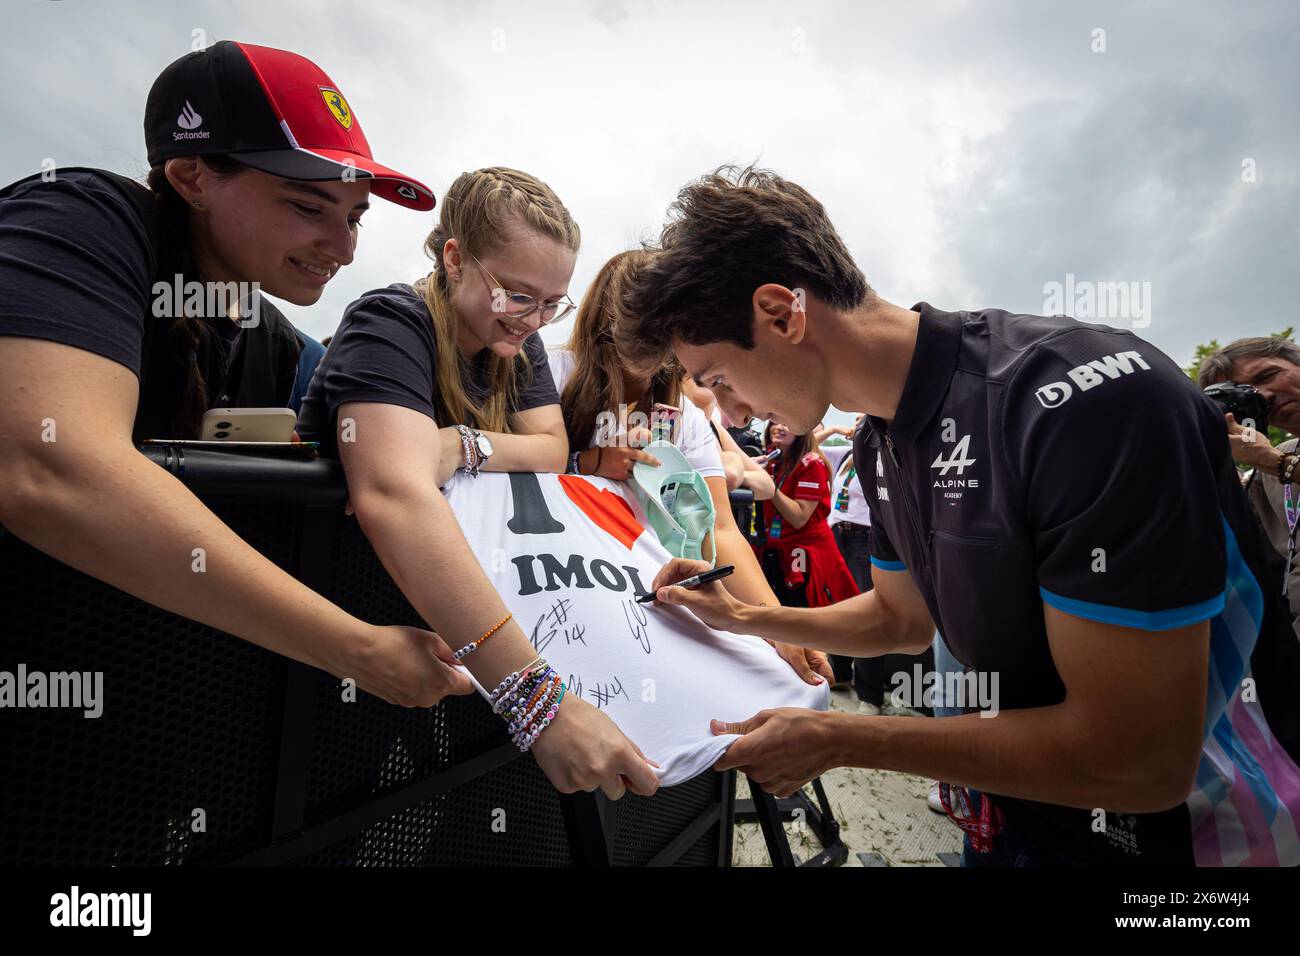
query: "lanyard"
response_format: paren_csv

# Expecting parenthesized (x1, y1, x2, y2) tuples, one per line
(938, 783, 1005, 854)
(1284, 481, 1299, 596)
(768, 456, 794, 538)
(834, 465, 856, 512)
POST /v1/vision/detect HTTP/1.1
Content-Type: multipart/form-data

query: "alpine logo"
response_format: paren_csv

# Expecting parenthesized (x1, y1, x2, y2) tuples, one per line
(173, 100, 210, 141)
(932, 433, 979, 497)
(1035, 350, 1151, 409)
(931, 434, 976, 476)
(396, 183, 417, 201)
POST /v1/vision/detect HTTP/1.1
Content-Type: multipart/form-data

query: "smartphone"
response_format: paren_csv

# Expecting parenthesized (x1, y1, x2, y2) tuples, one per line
(200, 407, 297, 442)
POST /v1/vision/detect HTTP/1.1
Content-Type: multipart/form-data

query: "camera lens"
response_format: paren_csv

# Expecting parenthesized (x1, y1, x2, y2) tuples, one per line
(215, 430, 229, 439)
(216, 421, 232, 429)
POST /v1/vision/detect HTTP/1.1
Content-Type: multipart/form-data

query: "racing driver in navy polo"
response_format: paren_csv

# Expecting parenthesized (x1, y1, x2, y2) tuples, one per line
(621, 165, 1300, 866)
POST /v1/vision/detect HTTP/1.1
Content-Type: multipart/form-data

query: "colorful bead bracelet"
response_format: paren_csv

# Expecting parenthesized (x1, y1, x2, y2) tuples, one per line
(452, 612, 514, 661)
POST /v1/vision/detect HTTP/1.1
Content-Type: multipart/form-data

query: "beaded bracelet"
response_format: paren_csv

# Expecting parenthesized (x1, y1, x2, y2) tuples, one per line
(490, 659, 550, 714)
(516, 687, 565, 752)
(507, 674, 561, 735)
(1283, 453, 1300, 486)
(507, 673, 561, 739)
(514, 703, 562, 750)
(483, 656, 567, 751)
(513, 681, 566, 752)
(505, 671, 555, 727)
(497, 667, 553, 724)
(452, 612, 514, 661)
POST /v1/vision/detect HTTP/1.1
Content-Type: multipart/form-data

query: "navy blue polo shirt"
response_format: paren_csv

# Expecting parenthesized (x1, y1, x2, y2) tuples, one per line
(853, 302, 1299, 867)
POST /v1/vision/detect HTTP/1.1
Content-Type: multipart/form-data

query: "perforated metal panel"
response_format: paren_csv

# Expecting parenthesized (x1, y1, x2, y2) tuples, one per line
(609, 772, 725, 866)
(293, 753, 574, 866)
(0, 492, 730, 866)
(0, 502, 291, 865)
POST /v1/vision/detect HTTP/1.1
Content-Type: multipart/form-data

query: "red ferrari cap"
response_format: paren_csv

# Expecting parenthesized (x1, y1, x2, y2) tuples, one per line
(145, 41, 434, 211)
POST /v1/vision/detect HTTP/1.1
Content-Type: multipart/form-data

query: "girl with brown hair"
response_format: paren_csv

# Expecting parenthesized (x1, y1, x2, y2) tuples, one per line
(296, 169, 660, 799)
(550, 250, 832, 686)
(757, 421, 859, 617)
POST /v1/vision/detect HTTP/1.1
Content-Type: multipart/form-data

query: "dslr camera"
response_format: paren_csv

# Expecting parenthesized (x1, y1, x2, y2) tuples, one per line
(1204, 381, 1270, 433)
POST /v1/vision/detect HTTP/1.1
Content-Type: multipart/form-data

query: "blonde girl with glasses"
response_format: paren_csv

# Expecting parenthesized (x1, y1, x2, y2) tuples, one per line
(297, 167, 660, 800)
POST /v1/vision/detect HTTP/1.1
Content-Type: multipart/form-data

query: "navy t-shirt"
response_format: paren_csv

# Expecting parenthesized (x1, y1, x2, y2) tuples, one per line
(296, 283, 560, 457)
(855, 302, 1300, 866)
(0, 166, 301, 440)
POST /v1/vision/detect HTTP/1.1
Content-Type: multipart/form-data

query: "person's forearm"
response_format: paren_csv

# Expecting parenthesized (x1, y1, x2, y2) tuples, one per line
(715, 521, 779, 607)
(735, 591, 919, 657)
(1, 446, 359, 673)
(441, 426, 567, 478)
(352, 479, 539, 688)
(480, 428, 568, 474)
(742, 465, 775, 499)
(770, 488, 815, 529)
(830, 701, 1194, 813)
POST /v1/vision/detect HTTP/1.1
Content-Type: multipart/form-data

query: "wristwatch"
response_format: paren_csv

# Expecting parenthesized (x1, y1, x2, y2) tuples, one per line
(456, 424, 494, 477)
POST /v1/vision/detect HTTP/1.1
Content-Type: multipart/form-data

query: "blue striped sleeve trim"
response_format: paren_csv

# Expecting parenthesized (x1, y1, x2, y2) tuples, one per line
(870, 556, 907, 572)
(1038, 586, 1225, 631)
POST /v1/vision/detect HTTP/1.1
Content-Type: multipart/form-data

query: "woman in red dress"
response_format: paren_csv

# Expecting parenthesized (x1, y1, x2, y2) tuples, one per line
(756, 423, 859, 611)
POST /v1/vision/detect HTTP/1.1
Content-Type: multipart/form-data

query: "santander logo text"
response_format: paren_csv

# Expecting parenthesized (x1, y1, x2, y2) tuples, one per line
(174, 100, 210, 141)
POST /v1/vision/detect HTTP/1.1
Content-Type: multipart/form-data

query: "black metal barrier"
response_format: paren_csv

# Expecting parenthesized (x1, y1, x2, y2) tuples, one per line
(728, 486, 768, 547)
(0, 446, 735, 866)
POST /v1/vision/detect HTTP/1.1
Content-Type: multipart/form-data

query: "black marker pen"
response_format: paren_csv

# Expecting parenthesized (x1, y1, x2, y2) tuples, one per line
(635, 564, 735, 603)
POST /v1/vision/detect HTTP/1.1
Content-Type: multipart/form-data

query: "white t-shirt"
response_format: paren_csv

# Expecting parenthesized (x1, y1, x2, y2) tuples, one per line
(822, 443, 850, 474)
(548, 348, 725, 479)
(828, 453, 872, 527)
(446, 471, 828, 786)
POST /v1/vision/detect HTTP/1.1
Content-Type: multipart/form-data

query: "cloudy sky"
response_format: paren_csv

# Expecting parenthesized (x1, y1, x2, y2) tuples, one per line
(4, 0, 1297, 428)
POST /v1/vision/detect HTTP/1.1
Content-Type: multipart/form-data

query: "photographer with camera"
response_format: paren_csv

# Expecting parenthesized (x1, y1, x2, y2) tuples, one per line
(1199, 337, 1300, 615)
(1199, 336, 1300, 766)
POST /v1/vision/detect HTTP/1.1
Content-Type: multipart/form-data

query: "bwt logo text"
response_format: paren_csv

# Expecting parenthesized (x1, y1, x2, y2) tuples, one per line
(1043, 273, 1152, 329)
(1034, 350, 1151, 409)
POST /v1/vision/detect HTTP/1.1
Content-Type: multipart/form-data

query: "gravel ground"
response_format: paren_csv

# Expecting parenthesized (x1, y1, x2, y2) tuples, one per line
(730, 686, 963, 866)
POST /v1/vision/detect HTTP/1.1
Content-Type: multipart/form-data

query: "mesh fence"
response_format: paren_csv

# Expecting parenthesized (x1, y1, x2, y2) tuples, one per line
(0, 483, 730, 867)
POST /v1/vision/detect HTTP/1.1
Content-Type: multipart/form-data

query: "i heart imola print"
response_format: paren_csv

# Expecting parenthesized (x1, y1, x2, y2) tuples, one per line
(442, 472, 827, 785)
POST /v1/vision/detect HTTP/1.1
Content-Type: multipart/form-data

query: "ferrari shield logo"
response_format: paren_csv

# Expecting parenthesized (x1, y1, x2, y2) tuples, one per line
(319, 88, 353, 129)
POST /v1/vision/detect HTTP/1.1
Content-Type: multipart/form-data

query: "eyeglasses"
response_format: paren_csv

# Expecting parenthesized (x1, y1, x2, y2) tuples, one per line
(469, 253, 576, 326)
